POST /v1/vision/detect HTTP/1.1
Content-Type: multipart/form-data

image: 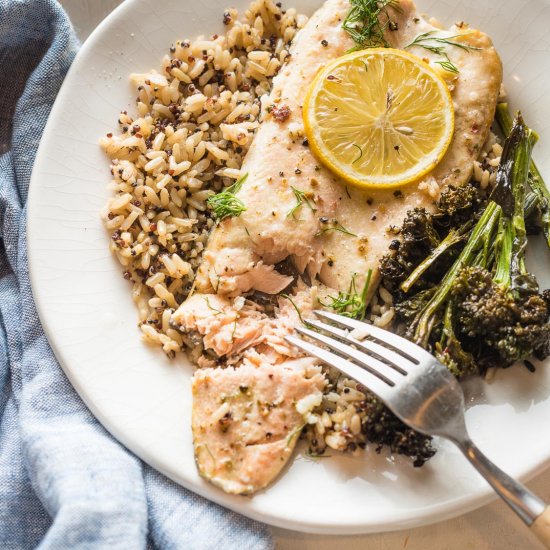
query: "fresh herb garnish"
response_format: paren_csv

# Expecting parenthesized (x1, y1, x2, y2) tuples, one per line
(405, 31, 480, 74)
(207, 173, 248, 221)
(200, 443, 216, 465)
(316, 221, 358, 237)
(436, 59, 460, 75)
(320, 270, 373, 320)
(286, 423, 306, 447)
(281, 294, 314, 328)
(213, 276, 221, 293)
(343, 0, 402, 50)
(287, 186, 316, 219)
(352, 144, 363, 164)
(230, 318, 238, 342)
(205, 297, 223, 315)
(305, 450, 332, 460)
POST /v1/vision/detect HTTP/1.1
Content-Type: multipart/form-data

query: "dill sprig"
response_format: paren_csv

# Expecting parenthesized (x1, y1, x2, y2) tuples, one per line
(207, 173, 248, 221)
(305, 450, 332, 460)
(286, 423, 306, 447)
(352, 143, 364, 164)
(281, 294, 314, 328)
(204, 297, 223, 315)
(405, 31, 480, 74)
(316, 221, 357, 237)
(320, 270, 373, 320)
(343, 0, 402, 50)
(287, 186, 317, 219)
(230, 318, 238, 343)
(211, 270, 221, 293)
(199, 443, 216, 465)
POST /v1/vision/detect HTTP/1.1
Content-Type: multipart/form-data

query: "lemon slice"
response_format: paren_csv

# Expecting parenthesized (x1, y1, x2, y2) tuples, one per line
(303, 48, 455, 189)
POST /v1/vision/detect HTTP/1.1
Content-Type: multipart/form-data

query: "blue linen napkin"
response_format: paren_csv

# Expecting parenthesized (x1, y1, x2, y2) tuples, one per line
(0, 1, 273, 548)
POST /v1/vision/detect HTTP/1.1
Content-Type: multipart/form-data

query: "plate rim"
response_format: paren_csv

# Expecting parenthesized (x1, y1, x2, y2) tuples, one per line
(26, 0, 550, 535)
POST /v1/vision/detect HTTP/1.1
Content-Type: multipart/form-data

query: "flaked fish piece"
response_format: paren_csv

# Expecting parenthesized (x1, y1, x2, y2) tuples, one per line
(172, 284, 318, 361)
(172, 293, 265, 358)
(175, 286, 326, 494)
(196, 0, 502, 297)
(192, 358, 325, 494)
(206, 242, 293, 295)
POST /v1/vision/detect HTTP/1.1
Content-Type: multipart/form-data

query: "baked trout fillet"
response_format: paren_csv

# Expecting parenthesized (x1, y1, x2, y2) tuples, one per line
(195, 0, 502, 297)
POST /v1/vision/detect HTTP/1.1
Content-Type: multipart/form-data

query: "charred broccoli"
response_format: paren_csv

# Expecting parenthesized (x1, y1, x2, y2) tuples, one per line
(379, 207, 439, 292)
(497, 103, 550, 248)
(452, 267, 550, 370)
(361, 112, 549, 466)
(360, 393, 436, 467)
(380, 183, 483, 294)
(388, 113, 550, 377)
(434, 183, 485, 229)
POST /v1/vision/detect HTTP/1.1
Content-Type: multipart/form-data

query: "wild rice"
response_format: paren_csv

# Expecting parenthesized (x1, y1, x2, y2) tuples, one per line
(101, 0, 306, 357)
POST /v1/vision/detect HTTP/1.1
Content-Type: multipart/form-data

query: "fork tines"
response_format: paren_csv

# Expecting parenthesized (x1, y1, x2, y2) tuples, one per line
(285, 310, 426, 398)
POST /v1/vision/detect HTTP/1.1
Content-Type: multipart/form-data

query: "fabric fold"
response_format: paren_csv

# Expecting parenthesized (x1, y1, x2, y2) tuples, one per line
(0, 1, 272, 548)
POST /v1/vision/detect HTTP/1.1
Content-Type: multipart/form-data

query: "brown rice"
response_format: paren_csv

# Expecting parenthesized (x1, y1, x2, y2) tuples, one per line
(101, 0, 306, 357)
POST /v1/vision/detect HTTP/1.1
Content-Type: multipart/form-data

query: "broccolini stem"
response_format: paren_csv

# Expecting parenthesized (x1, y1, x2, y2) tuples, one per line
(492, 113, 537, 290)
(496, 103, 550, 248)
(412, 202, 501, 346)
(524, 191, 540, 219)
(400, 226, 467, 293)
(492, 218, 512, 288)
(359, 269, 373, 320)
(412, 112, 536, 347)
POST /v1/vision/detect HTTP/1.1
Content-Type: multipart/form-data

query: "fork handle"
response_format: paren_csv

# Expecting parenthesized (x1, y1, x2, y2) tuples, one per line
(533, 507, 550, 548)
(455, 438, 550, 548)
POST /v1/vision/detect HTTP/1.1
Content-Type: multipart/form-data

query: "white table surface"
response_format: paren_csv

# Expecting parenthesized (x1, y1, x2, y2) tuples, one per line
(57, 1, 549, 548)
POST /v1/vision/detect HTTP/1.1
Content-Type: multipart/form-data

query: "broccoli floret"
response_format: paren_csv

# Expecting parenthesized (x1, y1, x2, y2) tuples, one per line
(382, 112, 550, 379)
(433, 302, 478, 379)
(435, 183, 484, 229)
(379, 251, 410, 292)
(452, 267, 550, 370)
(380, 208, 441, 291)
(360, 393, 436, 467)
(453, 267, 515, 336)
(497, 322, 550, 364)
(401, 207, 440, 251)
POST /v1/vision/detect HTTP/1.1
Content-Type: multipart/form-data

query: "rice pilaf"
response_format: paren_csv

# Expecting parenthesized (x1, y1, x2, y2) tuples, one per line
(101, 0, 306, 358)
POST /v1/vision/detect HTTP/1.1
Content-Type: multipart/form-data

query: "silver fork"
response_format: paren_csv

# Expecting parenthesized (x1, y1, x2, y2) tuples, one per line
(286, 310, 550, 547)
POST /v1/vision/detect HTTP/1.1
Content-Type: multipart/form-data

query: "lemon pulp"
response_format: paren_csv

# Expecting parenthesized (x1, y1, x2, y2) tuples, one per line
(303, 48, 455, 189)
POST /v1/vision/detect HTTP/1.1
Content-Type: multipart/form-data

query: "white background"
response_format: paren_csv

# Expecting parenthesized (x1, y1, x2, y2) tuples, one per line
(56, 1, 549, 547)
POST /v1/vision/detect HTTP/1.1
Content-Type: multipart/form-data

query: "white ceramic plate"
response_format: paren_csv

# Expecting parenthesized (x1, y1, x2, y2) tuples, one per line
(28, 0, 550, 535)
